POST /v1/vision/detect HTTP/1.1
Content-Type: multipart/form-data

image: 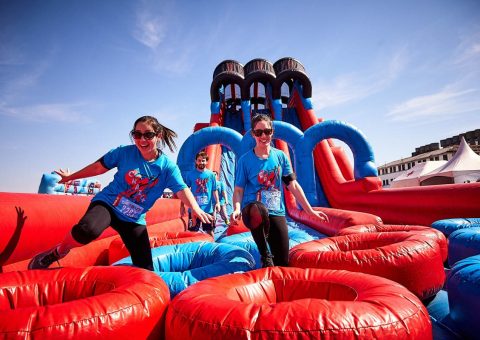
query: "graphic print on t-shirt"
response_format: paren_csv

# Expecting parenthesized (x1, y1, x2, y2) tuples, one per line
(194, 177, 210, 206)
(113, 168, 159, 218)
(256, 166, 281, 211)
(195, 178, 209, 193)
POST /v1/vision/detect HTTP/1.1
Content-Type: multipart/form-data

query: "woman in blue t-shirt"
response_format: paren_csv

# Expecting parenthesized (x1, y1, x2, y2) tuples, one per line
(29, 115, 213, 271)
(231, 114, 328, 267)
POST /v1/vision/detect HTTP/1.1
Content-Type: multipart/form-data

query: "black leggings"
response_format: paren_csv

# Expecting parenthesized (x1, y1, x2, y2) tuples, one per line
(71, 201, 153, 270)
(242, 202, 289, 266)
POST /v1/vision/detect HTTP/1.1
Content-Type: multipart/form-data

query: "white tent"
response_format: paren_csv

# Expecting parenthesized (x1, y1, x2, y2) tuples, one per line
(420, 137, 480, 185)
(390, 161, 447, 188)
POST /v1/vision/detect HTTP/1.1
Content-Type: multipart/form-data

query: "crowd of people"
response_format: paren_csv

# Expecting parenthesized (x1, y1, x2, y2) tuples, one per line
(29, 113, 328, 270)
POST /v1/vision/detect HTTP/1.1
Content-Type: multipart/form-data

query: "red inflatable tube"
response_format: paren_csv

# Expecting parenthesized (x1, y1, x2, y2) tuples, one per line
(108, 231, 213, 264)
(0, 266, 170, 339)
(226, 219, 249, 236)
(0, 192, 185, 267)
(2, 217, 188, 273)
(337, 224, 448, 262)
(289, 232, 445, 300)
(166, 267, 432, 339)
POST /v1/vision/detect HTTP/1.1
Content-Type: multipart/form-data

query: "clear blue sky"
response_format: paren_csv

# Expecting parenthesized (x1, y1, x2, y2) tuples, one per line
(1, 0, 479, 193)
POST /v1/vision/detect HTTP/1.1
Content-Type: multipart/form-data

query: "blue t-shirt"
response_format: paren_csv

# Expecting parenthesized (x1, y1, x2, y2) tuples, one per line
(235, 147, 293, 216)
(216, 180, 226, 205)
(93, 145, 187, 225)
(185, 169, 217, 214)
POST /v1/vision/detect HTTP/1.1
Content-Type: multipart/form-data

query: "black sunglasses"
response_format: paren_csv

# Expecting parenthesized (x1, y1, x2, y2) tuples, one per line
(131, 130, 157, 140)
(252, 128, 273, 137)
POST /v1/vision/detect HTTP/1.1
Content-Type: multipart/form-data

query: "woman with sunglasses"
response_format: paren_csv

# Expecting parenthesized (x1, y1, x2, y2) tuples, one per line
(29, 115, 213, 270)
(231, 114, 328, 267)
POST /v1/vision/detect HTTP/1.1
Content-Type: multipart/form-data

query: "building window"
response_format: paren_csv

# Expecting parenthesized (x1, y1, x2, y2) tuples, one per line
(443, 155, 448, 160)
(434, 156, 439, 161)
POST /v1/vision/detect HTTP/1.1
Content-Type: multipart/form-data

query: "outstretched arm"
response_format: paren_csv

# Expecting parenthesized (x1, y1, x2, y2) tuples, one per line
(55, 160, 109, 184)
(176, 188, 213, 224)
(287, 179, 328, 222)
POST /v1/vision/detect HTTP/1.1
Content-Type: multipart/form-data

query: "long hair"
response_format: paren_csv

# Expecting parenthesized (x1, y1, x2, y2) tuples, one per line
(132, 116, 178, 152)
(251, 113, 273, 130)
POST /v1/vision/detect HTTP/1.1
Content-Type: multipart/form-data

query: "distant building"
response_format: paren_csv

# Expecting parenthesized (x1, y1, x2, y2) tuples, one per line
(378, 129, 480, 187)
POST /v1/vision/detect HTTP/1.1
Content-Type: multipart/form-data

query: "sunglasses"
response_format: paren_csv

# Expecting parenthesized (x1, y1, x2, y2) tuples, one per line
(131, 130, 157, 140)
(252, 128, 273, 137)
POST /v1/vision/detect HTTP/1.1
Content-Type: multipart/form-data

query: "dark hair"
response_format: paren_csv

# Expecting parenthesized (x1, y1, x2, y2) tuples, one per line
(195, 150, 209, 161)
(251, 113, 273, 130)
(133, 116, 178, 152)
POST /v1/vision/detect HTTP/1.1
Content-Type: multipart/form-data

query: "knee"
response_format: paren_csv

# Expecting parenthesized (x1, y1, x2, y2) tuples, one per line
(71, 221, 102, 244)
(241, 202, 269, 230)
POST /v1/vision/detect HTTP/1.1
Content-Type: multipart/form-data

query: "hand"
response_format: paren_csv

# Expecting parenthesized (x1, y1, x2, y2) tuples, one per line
(311, 210, 329, 223)
(54, 168, 71, 184)
(15, 206, 27, 228)
(230, 209, 242, 222)
(192, 209, 214, 224)
(214, 203, 221, 213)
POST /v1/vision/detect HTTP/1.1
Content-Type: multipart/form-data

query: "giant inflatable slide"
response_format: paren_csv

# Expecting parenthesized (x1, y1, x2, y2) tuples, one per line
(1, 58, 479, 339)
(179, 58, 480, 232)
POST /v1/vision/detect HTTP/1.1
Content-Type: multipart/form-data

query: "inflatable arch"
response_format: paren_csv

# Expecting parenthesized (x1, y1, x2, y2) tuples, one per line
(177, 120, 376, 208)
(240, 120, 377, 206)
(296, 120, 377, 206)
(177, 126, 243, 177)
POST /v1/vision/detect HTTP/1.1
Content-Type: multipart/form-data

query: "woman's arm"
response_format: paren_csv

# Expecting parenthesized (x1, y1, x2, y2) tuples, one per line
(222, 190, 229, 205)
(176, 188, 213, 224)
(55, 160, 109, 184)
(230, 186, 244, 221)
(213, 190, 220, 212)
(287, 179, 329, 222)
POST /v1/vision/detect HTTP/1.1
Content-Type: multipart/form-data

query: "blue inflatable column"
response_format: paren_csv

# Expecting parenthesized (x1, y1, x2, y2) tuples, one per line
(241, 100, 251, 132)
(272, 98, 283, 121)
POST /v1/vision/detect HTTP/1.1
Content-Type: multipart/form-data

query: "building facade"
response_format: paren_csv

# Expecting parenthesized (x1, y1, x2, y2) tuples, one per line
(378, 129, 480, 187)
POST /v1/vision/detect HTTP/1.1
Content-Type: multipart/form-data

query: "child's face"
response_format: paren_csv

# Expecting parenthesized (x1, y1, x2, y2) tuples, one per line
(195, 157, 207, 170)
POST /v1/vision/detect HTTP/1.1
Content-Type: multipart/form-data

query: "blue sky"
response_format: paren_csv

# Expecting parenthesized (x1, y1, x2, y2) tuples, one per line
(1, 0, 479, 193)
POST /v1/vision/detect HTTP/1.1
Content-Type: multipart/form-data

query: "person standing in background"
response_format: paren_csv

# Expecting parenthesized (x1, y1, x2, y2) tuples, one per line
(183, 151, 220, 237)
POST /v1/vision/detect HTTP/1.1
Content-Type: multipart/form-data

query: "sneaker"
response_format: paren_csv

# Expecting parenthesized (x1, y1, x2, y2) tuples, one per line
(261, 254, 274, 268)
(28, 247, 65, 269)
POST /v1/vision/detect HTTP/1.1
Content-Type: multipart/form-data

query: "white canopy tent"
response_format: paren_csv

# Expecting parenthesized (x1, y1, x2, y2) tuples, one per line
(390, 161, 447, 188)
(420, 137, 480, 185)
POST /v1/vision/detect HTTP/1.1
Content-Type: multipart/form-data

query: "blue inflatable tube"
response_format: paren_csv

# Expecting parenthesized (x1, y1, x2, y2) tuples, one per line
(447, 254, 480, 338)
(219, 227, 326, 269)
(432, 218, 480, 237)
(448, 227, 480, 267)
(114, 242, 255, 298)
